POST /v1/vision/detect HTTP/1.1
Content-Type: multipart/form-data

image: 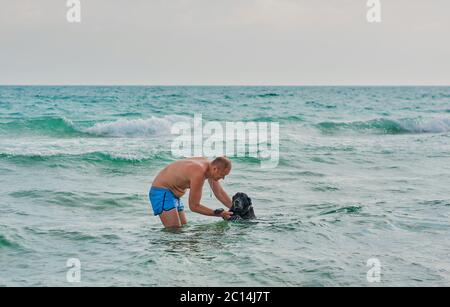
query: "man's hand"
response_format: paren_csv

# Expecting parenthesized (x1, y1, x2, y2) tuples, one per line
(213, 208, 233, 220)
(220, 210, 233, 220)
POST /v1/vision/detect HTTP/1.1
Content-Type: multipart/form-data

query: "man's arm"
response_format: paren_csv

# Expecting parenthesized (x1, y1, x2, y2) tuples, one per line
(190, 174, 233, 218)
(208, 178, 232, 209)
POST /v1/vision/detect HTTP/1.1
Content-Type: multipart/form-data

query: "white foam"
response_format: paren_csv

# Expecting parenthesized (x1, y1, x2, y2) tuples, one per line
(84, 115, 189, 137)
(397, 118, 450, 133)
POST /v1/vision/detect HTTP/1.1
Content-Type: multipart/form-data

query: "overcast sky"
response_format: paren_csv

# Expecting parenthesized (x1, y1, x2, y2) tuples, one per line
(1, 0, 449, 85)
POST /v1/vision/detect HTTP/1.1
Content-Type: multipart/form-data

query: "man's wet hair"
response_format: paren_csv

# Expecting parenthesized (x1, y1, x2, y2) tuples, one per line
(211, 157, 231, 170)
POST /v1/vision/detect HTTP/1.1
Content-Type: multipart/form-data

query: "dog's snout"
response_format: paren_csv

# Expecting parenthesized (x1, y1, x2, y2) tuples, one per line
(233, 199, 242, 209)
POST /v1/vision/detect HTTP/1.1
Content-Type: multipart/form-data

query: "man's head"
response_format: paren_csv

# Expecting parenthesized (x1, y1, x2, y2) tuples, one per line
(209, 157, 231, 181)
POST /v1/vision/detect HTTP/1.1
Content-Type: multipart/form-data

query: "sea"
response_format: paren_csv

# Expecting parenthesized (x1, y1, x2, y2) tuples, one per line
(0, 86, 449, 286)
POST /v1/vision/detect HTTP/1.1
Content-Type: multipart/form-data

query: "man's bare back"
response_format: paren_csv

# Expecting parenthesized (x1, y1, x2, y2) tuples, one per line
(149, 157, 234, 228)
(152, 157, 209, 198)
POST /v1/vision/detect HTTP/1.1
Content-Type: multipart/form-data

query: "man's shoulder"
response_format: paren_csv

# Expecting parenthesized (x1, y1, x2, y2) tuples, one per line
(185, 161, 207, 179)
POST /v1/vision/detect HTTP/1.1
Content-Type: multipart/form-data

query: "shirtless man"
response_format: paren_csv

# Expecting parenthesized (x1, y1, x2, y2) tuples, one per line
(149, 157, 234, 228)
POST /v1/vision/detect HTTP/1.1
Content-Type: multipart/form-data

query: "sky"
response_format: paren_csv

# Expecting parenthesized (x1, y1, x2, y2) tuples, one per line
(1, 0, 449, 85)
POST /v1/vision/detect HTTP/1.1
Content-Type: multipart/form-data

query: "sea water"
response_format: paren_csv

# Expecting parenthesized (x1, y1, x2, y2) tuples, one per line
(0, 86, 449, 286)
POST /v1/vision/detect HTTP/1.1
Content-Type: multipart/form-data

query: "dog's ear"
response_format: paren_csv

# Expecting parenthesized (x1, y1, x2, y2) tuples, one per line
(248, 206, 256, 219)
(247, 196, 252, 206)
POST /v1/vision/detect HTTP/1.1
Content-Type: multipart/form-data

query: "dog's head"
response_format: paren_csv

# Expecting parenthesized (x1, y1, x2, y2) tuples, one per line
(230, 192, 256, 220)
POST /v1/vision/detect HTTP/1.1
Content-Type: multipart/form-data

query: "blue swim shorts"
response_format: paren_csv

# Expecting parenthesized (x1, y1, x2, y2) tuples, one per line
(149, 187, 185, 216)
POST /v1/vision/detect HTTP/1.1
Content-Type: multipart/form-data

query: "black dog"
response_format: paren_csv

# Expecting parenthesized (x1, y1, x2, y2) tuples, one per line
(228, 192, 256, 221)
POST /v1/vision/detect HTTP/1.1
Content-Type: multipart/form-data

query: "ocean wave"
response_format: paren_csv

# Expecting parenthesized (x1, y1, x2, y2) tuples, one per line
(229, 156, 262, 165)
(316, 118, 450, 134)
(11, 190, 143, 212)
(84, 116, 186, 137)
(23, 227, 113, 242)
(255, 93, 280, 98)
(0, 115, 189, 138)
(0, 151, 174, 166)
(248, 115, 303, 122)
(319, 205, 362, 216)
(0, 234, 21, 250)
(305, 101, 337, 109)
(0, 150, 282, 168)
(245, 93, 281, 98)
(0, 117, 82, 137)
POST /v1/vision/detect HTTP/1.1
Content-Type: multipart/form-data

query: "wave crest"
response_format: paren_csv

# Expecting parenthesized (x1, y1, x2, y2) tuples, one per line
(0, 151, 174, 166)
(0, 115, 189, 138)
(84, 116, 186, 137)
(317, 118, 450, 134)
(0, 117, 81, 137)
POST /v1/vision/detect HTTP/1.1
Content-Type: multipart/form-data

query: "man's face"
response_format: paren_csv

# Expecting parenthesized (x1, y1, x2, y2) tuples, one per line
(212, 166, 231, 181)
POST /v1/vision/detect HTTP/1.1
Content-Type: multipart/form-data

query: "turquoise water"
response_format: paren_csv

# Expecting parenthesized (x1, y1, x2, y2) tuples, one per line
(0, 86, 449, 286)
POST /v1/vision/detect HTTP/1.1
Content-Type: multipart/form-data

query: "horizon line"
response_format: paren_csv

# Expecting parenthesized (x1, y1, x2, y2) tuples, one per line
(1, 84, 450, 87)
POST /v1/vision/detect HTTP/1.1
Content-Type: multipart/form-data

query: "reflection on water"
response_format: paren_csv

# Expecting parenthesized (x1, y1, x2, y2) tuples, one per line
(148, 221, 232, 255)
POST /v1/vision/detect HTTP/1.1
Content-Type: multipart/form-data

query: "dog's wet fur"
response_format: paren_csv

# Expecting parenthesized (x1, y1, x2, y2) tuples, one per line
(228, 192, 256, 221)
